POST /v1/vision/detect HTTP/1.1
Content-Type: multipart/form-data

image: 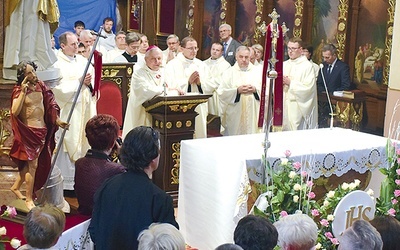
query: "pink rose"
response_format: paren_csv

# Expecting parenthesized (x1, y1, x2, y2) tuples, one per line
(284, 150, 291, 157)
(396, 180, 400, 186)
(307, 181, 314, 187)
(320, 219, 329, 227)
(280, 211, 288, 217)
(397, 158, 400, 164)
(7, 206, 17, 218)
(392, 199, 398, 205)
(308, 192, 316, 199)
(394, 190, 400, 197)
(301, 171, 308, 177)
(324, 232, 333, 239)
(396, 148, 400, 155)
(396, 169, 400, 175)
(388, 208, 396, 216)
(311, 209, 320, 217)
(330, 238, 339, 245)
(293, 162, 301, 170)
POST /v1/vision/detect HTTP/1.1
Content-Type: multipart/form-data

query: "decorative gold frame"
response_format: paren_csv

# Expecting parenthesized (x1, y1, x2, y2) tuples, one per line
(383, 0, 395, 85)
(336, 0, 349, 60)
(293, 0, 304, 38)
(186, 0, 195, 36)
(253, 0, 264, 43)
(156, 0, 175, 36)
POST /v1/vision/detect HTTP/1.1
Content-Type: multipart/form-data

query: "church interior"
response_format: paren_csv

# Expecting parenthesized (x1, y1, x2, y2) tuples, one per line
(1, 0, 400, 249)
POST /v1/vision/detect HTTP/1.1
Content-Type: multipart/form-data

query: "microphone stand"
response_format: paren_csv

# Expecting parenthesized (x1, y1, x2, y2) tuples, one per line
(319, 65, 335, 129)
(40, 26, 104, 203)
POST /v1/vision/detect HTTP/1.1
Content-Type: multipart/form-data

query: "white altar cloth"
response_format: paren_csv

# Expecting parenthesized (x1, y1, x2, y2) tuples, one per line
(177, 128, 388, 249)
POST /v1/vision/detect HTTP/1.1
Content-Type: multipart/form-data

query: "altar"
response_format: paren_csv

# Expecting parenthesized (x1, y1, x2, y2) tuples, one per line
(177, 128, 388, 249)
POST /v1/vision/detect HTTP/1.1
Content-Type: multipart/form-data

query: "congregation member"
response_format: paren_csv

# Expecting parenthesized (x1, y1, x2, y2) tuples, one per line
(74, 114, 126, 215)
(234, 215, 278, 250)
(248, 46, 263, 71)
(113, 32, 141, 63)
(282, 37, 318, 131)
(122, 46, 183, 138)
(302, 43, 320, 79)
(89, 126, 179, 250)
(203, 42, 231, 116)
(10, 61, 68, 210)
(53, 31, 97, 190)
(219, 23, 242, 66)
(77, 43, 89, 59)
(370, 215, 400, 250)
(74, 20, 85, 41)
(98, 17, 116, 51)
(252, 44, 264, 66)
(104, 31, 127, 63)
(218, 46, 263, 136)
(273, 213, 318, 250)
(19, 204, 65, 250)
(162, 34, 181, 65)
(165, 36, 213, 138)
(137, 223, 186, 250)
(339, 220, 383, 250)
(316, 43, 351, 93)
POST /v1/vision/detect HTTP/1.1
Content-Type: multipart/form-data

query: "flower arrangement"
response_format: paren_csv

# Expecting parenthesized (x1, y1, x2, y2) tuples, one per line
(0, 205, 21, 250)
(253, 150, 316, 222)
(375, 139, 400, 220)
(253, 150, 376, 250)
(311, 180, 374, 250)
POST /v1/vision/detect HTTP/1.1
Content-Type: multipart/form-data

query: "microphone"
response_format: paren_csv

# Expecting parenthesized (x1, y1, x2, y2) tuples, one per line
(90, 31, 107, 39)
(319, 64, 334, 129)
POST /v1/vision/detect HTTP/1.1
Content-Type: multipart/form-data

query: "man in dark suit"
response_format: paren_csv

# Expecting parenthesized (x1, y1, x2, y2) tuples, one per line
(317, 43, 351, 93)
(219, 23, 242, 66)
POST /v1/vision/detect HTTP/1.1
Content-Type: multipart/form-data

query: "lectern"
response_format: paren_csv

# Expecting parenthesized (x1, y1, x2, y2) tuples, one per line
(143, 94, 211, 205)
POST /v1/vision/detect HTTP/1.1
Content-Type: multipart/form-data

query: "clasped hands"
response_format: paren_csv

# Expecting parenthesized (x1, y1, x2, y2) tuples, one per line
(237, 84, 256, 95)
(188, 71, 201, 86)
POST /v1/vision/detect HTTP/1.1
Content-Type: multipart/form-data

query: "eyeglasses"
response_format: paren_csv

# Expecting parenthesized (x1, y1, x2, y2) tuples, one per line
(77, 51, 85, 54)
(184, 47, 199, 51)
(287, 47, 300, 51)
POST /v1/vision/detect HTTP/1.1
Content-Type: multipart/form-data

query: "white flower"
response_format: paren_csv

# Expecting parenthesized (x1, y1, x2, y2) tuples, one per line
(10, 238, 21, 249)
(266, 191, 273, 197)
(354, 179, 361, 187)
(327, 191, 335, 198)
(342, 182, 349, 190)
(349, 183, 357, 190)
(315, 243, 322, 249)
(0, 226, 6, 236)
(323, 200, 330, 207)
(293, 183, 302, 191)
(327, 214, 335, 221)
(293, 195, 299, 203)
(289, 171, 297, 179)
(281, 158, 289, 165)
(367, 188, 374, 196)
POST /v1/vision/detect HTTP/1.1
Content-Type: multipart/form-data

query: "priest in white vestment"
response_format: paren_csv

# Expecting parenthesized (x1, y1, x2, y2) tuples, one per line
(104, 31, 127, 63)
(218, 46, 264, 136)
(164, 37, 213, 138)
(282, 38, 318, 131)
(203, 42, 231, 116)
(52, 32, 97, 190)
(162, 34, 181, 66)
(3, 0, 59, 79)
(122, 46, 183, 138)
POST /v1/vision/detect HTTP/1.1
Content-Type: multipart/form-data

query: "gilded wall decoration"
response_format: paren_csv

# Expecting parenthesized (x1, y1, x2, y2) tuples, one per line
(383, 0, 395, 85)
(253, 0, 264, 43)
(293, 0, 304, 38)
(186, 0, 195, 36)
(336, 0, 349, 60)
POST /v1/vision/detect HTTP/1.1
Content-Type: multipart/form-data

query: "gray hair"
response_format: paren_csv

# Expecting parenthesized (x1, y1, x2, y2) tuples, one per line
(137, 223, 185, 250)
(219, 23, 232, 31)
(236, 46, 250, 54)
(274, 213, 318, 250)
(167, 34, 179, 42)
(339, 220, 383, 250)
(125, 32, 141, 46)
(322, 43, 337, 56)
(79, 29, 93, 40)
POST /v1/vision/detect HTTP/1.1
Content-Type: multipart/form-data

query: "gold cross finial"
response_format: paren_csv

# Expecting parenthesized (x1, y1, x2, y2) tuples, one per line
(268, 8, 280, 24)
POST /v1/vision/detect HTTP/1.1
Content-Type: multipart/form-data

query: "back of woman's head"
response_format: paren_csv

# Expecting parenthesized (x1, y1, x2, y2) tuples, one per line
(85, 114, 120, 150)
(138, 223, 185, 250)
(120, 126, 160, 171)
